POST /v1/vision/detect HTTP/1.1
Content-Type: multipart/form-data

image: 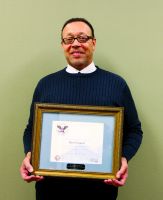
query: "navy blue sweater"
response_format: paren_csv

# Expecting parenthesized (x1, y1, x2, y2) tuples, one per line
(23, 66, 143, 161)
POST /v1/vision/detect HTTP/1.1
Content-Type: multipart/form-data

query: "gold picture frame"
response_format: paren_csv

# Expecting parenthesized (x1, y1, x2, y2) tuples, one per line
(31, 103, 124, 179)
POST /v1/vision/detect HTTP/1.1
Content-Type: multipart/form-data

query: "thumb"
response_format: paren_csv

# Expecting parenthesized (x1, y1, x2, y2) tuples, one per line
(25, 152, 33, 173)
(26, 164, 33, 173)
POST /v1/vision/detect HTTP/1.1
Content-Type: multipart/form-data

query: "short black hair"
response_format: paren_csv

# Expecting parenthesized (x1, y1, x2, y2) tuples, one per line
(61, 17, 95, 38)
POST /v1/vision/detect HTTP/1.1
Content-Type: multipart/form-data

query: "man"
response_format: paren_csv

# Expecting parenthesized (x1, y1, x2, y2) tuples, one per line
(20, 17, 143, 199)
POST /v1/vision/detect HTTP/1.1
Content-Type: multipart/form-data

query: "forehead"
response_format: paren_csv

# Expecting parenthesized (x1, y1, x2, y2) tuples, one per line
(62, 22, 92, 36)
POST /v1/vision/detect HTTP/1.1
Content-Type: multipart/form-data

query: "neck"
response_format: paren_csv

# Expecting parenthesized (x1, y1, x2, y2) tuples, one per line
(71, 65, 88, 71)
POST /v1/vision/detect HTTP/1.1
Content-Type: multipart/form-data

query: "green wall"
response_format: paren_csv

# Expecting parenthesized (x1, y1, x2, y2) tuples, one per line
(0, 0, 162, 199)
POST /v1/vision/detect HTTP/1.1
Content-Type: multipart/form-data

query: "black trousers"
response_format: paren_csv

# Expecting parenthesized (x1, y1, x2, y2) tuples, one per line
(35, 177, 118, 200)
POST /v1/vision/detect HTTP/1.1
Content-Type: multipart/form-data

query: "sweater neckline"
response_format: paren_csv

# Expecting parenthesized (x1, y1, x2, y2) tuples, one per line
(62, 66, 100, 77)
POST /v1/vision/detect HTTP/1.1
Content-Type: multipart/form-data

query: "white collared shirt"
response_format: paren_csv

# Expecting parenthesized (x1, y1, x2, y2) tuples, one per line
(66, 62, 97, 74)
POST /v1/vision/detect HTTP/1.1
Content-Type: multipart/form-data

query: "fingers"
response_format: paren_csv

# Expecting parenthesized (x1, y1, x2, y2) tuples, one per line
(104, 176, 126, 187)
(25, 175, 44, 183)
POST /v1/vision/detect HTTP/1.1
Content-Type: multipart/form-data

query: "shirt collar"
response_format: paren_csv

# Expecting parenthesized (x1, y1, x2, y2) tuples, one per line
(66, 62, 96, 74)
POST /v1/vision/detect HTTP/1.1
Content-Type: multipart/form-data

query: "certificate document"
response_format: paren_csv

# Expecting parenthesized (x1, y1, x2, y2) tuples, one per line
(50, 121, 104, 164)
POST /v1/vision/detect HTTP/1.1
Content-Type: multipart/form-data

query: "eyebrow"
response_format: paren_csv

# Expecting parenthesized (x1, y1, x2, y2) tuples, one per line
(65, 32, 88, 36)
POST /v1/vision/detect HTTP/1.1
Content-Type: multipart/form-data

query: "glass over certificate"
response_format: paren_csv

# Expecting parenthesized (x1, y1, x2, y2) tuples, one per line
(31, 103, 124, 179)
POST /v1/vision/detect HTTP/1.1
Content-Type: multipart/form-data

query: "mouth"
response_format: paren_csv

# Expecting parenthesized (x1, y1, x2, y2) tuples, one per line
(71, 51, 84, 57)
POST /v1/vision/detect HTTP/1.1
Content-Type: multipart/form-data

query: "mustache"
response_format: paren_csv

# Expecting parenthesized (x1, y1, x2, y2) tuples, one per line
(70, 50, 84, 54)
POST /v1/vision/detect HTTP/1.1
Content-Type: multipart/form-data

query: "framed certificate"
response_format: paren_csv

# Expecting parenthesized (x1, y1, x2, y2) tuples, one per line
(31, 103, 124, 179)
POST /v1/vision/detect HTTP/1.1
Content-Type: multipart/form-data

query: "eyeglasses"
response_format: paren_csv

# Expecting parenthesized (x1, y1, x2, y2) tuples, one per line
(62, 35, 94, 45)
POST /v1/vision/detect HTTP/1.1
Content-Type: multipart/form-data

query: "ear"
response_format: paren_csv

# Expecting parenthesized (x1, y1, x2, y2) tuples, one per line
(61, 41, 64, 48)
(61, 42, 66, 52)
(92, 38, 96, 51)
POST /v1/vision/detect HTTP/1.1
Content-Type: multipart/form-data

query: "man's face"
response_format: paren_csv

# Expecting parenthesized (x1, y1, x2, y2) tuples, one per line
(61, 22, 96, 70)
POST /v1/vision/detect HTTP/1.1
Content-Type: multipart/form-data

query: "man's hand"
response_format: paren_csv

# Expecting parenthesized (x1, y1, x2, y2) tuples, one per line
(104, 157, 128, 187)
(20, 152, 44, 183)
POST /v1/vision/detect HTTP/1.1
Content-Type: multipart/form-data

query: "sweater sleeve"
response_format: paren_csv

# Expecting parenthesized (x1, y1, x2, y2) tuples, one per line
(23, 83, 41, 154)
(121, 84, 143, 161)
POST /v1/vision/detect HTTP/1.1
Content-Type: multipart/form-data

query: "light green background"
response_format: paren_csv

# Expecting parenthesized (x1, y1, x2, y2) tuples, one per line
(0, 0, 162, 199)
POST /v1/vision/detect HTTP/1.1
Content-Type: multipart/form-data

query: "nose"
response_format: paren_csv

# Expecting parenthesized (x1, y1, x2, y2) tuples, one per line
(72, 38, 81, 46)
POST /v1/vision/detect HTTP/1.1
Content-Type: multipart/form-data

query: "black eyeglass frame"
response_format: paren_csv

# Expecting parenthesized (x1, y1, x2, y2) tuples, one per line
(62, 35, 94, 45)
